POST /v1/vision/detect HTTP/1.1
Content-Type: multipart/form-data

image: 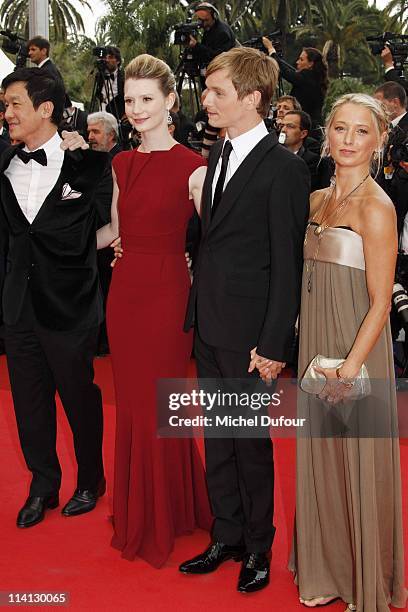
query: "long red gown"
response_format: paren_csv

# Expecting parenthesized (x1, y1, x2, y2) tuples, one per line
(107, 144, 212, 568)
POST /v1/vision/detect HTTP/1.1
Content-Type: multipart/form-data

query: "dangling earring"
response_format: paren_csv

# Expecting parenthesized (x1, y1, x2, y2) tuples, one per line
(373, 150, 379, 160)
(167, 110, 173, 125)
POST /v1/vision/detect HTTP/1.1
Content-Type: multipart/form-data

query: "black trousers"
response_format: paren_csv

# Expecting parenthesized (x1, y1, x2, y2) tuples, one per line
(5, 294, 104, 497)
(194, 330, 275, 553)
(97, 248, 113, 354)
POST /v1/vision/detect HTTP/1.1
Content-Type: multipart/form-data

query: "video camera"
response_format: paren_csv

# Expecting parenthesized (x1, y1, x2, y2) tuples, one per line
(243, 29, 283, 56)
(367, 32, 408, 75)
(92, 46, 109, 60)
(174, 15, 203, 46)
(0, 30, 28, 68)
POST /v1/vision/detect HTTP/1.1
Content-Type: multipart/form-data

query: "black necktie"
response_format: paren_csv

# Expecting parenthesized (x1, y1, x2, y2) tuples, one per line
(211, 140, 233, 218)
(16, 148, 47, 167)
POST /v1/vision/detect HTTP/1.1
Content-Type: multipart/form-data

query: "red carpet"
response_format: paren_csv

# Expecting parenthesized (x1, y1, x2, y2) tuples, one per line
(0, 355, 407, 611)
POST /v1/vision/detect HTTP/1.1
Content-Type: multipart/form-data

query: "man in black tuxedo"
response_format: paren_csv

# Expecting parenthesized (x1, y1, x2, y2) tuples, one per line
(1, 67, 108, 528)
(28, 36, 71, 108)
(179, 47, 310, 592)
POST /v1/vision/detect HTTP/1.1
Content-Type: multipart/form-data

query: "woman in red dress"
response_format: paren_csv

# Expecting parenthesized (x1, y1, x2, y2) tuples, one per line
(97, 54, 211, 568)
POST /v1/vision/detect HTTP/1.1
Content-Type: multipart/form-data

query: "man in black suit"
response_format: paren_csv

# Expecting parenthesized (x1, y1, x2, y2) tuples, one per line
(179, 47, 310, 592)
(280, 110, 317, 186)
(96, 46, 125, 121)
(28, 36, 71, 108)
(189, 3, 236, 66)
(280, 110, 331, 190)
(1, 67, 108, 528)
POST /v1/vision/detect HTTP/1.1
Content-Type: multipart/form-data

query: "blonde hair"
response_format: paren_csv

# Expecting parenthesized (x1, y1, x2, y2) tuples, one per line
(125, 53, 175, 97)
(206, 47, 279, 118)
(322, 93, 389, 176)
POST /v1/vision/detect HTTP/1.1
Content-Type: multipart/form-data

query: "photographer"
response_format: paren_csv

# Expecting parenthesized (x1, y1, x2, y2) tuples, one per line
(263, 38, 328, 133)
(96, 46, 125, 120)
(188, 3, 235, 69)
(28, 36, 71, 107)
(380, 45, 408, 93)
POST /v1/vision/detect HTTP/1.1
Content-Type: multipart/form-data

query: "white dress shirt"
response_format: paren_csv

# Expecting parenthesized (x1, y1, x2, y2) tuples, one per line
(391, 112, 407, 128)
(5, 131, 64, 224)
(38, 57, 51, 68)
(211, 121, 269, 204)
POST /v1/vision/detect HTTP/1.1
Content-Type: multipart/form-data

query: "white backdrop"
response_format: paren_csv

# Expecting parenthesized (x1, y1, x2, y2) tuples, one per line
(0, 49, 15, 82)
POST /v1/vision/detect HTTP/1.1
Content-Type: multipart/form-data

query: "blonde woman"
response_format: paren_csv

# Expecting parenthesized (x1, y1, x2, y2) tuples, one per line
(283, 94, 407, 610)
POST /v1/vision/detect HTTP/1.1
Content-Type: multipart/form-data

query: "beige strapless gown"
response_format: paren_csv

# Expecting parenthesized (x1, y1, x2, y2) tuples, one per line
(290, 224, 407, 611)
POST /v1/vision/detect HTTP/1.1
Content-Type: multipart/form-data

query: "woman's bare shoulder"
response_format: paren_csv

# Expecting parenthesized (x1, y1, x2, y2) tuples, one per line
(310, 188, 330, 216)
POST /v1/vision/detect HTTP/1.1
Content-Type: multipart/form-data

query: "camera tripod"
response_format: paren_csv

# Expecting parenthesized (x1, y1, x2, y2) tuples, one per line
(88, 59, 134, 147)
(174, 47, 202, 119)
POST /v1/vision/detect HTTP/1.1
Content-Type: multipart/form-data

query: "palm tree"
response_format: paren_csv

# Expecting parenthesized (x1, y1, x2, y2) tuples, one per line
(383, 0, 408, 32)
(0, 0, 92, 41)
(294, 0, 379, 77)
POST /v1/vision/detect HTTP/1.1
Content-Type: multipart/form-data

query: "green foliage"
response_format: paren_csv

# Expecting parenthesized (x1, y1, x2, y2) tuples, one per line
(97, 0, 184, 67)
(0, 0, 91, 41)
(322, 77, 374, 120)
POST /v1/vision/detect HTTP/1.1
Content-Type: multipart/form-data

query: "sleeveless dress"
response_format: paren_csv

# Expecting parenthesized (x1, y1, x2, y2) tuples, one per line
(290, 224, 407, 610)
(107, 144, 212, 568)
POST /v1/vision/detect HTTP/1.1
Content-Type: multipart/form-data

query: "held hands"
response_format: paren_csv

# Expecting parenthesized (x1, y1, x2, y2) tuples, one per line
(60, 130, 89, 151)
(248, 347, 285, 385)
(110, 237, 122, 268)
(189, 35, 198, 48)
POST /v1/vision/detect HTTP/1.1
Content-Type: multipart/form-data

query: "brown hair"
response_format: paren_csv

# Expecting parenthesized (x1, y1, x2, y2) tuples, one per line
(206, 47, 279, 118)
(277, 95, 302, 111)
(125, 54, 175, 97)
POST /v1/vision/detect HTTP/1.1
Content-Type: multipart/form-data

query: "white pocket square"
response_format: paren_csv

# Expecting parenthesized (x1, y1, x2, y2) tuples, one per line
(61, 183, 83, 200)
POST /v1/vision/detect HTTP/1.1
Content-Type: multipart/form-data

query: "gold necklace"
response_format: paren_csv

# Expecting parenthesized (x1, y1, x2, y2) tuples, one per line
(304, 173, 370, 292)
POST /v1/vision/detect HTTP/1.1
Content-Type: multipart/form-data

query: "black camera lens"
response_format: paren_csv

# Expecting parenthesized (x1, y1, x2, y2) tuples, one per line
(393, 283, 408, 326)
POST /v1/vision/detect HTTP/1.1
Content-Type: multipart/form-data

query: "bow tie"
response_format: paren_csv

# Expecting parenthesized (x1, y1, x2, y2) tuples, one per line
(106, 73, 115, 81)
(16, 147, 47, 166)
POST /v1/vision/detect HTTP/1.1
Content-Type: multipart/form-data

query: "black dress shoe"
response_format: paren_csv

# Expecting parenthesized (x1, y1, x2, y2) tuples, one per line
(179, 542, 246, 574)
(237, 552, 270, 593)
(61, 477, 106, 517)
(17, 495, 59, 528)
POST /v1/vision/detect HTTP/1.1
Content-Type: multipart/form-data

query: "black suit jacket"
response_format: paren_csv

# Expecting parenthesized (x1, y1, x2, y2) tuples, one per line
(0, 146, 108, 330)
(184, 132, 310, 361)
(41, 58, 71, 107)
(272, 55, 324, 125)
(385, 68, 408, 94)
(298, 145, 319, 191)
(193, 20, 236, 66)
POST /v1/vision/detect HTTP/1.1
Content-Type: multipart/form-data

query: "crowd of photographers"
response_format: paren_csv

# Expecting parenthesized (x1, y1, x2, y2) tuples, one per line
(2, 2, 408, 377)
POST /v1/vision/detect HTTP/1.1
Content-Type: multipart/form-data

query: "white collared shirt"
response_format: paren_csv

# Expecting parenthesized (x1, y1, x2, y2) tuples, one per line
(391, 112, 407, 128)
(211, 121, 269, 204)
(37, 57, 50, 68)
(5, 131, 64, 224)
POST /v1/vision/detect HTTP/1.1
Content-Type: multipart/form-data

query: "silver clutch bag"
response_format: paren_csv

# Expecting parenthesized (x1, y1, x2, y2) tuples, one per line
(300, 355, 371, 400)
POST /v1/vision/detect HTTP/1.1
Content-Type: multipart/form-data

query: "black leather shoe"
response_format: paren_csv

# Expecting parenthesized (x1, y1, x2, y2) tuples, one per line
(237, 552, 270, 593)
(61, 477, 106, 517)
(17, 495, 59, 528)
(179, 542, 246, 574)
